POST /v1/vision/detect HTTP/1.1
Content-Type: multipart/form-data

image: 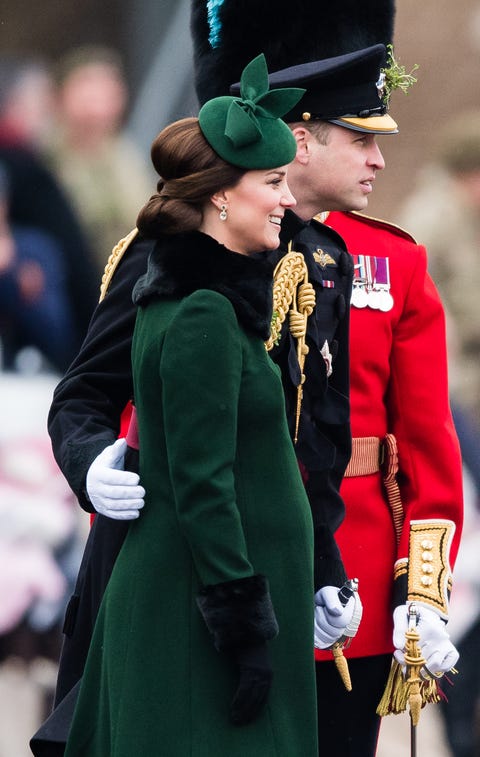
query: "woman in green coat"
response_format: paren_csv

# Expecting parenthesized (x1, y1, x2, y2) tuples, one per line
(64, 55, 317, 756)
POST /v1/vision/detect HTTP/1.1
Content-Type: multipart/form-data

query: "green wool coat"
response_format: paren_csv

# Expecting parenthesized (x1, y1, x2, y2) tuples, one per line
(65, 235, 317, 756)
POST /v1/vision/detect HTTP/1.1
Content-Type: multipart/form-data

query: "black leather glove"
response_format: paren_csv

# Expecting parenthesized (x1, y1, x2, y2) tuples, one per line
(229, 642, 273, 725)
(196, 575, 278, 726)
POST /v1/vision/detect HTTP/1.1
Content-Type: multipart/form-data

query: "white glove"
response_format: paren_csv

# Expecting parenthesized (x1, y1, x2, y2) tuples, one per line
(314, 585, 362, 649)
(393, 602, 459, 677)
(86, 438, 145, 520)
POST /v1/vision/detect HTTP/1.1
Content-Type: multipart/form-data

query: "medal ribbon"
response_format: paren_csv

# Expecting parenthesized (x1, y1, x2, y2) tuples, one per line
(353, 254, 366, 285)
(364, 255, 377, 292)
(375, 256, 390, 289)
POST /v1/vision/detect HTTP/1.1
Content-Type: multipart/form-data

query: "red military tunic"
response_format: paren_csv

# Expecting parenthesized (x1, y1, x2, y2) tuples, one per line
(316, 210, 464, 660)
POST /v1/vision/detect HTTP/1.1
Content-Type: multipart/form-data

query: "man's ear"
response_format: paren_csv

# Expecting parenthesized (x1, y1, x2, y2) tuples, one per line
(290, 126, 311, 166)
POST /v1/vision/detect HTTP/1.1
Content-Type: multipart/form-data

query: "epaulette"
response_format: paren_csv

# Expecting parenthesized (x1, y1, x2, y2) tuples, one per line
(99, 228, 139, 302)
(312, 212, 330, 225)
(343, 210, 419, 245)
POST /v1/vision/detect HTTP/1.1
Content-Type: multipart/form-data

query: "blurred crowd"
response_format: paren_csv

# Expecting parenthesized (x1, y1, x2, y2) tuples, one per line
(1, 45, 480, 757)
(0, 45, 153, 756)
(396, 110, 480, 757)
(0, 45, 153, 374)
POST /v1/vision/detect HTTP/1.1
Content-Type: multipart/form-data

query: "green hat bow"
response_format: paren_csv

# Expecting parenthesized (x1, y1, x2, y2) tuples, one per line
(224, 54, 305, 148)
(199, 54, 305, 169)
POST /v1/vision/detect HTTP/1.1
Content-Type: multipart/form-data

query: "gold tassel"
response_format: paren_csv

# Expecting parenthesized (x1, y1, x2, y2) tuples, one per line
(376, 658, 441, 717)
(331, 643, 352, 692)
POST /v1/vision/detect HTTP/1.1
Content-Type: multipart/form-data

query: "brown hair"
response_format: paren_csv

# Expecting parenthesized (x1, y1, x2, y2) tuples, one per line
(137, 117, 245, 237)
(294, 120, 332, 146)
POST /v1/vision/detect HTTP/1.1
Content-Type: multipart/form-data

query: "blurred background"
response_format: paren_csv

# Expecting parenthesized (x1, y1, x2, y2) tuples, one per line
(0, 1, 479, 754)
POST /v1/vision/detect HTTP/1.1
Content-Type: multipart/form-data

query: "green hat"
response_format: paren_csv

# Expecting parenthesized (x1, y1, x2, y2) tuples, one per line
(198, 54, 305, 169)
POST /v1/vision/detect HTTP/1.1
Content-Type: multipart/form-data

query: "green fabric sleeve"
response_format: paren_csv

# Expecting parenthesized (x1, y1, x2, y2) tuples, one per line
(160, 289, 254, 586)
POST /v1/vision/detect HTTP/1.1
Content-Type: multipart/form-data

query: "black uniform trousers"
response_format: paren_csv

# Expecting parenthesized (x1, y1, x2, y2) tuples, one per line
(316, 654, 392, 756)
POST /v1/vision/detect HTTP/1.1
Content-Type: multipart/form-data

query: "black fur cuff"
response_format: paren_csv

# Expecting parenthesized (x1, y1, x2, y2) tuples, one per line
(196, 575, 279, 652)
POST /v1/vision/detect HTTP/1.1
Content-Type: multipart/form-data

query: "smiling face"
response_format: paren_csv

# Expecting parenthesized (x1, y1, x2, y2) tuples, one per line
(206, 167, 296, 255)
(288, 123, 386, 219)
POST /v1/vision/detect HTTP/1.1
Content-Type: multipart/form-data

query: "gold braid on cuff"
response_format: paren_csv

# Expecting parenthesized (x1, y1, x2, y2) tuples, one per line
(406, 519, 455, 619)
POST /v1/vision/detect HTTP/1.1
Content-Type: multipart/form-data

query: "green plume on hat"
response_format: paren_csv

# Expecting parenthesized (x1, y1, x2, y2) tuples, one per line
(199, 54, 305, 169)
(380, 44, 419, 105)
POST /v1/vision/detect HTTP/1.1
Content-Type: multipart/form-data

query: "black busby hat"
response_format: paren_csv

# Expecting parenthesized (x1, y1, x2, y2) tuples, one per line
(191, 0, 396, 105)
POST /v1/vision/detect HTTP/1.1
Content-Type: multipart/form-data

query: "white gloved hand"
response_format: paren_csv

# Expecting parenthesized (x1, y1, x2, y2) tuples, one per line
(86, 438, 145, 520)
(393, 602, 459, 677)
(314, 585, 362, 649)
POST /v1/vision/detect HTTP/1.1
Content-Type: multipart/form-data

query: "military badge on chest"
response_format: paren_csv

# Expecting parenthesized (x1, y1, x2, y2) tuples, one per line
(351, 254, 393, 311)
(313, 248, 337, 289)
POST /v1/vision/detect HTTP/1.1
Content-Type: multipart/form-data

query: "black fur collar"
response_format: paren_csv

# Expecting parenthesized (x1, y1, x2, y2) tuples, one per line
(132, 230, 274, 340)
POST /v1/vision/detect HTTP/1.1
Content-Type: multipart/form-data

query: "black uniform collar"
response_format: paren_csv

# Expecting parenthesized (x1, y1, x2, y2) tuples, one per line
(272, 208, 348, 268)
(279, 208, 308, 245)
(132, 230, 274, 340)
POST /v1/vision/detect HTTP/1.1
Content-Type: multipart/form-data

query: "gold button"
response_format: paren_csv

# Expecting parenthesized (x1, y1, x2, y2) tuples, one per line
(422, 551, 433, 561)
(302, 112, 311, 121)
(421, 576, 433, 586)
(422, 563, 433, 574)
(421, 540, 433, 549)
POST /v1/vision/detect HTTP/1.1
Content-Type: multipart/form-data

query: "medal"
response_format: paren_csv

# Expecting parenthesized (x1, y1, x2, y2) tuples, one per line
(351, 255, 368, 308)
(367, 289, 381, 309)
(375, 257, 394, 312)
(351, 254, 394, 311)
(378, 290, 394, 312)
(321, 339, 333, 377)
(352, 285, 368, 308)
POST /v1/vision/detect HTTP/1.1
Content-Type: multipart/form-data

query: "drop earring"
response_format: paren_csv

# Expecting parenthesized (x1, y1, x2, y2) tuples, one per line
(219, 204, 228, 221)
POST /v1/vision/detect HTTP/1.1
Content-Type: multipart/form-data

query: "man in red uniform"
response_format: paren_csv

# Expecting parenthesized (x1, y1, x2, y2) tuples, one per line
(244, 54, 463, 754)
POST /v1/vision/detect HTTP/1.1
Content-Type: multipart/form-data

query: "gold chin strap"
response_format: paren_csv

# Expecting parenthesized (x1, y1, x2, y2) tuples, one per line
(265, 242, 315, 443)
(99, 228, 139, 302)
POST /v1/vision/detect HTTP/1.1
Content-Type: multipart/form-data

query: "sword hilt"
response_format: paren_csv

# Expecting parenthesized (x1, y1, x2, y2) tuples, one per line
(338, 577, 359, 607)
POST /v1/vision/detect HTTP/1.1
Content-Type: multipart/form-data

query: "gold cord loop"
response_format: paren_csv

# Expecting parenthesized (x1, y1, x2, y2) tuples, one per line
(265, 243, 315, 443)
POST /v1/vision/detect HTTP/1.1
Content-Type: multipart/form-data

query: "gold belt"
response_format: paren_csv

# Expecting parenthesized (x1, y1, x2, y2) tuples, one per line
(344, 434, 404, 543)
(344, 436, 382, 477)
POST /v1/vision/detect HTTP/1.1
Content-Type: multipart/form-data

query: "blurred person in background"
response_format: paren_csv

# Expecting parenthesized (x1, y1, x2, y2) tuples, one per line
(44, 45, 153, 278)
(398, 122, 480, 755)
(0, 371, 87, 755)
(440, 462, 480, 757)
(0, 54, 98, 354)
(0, 162, 79, 373)
(0, 435, 76, 707)
(398, 109, 480, 432)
